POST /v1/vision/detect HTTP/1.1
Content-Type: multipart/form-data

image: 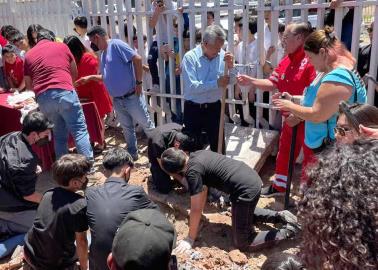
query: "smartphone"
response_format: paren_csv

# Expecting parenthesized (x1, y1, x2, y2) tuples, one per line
(169, 255, 178, 270)
(339, 101, 360, 134)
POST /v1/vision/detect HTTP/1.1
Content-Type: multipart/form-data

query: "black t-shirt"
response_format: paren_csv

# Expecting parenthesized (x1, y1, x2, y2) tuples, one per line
(86, 177, 158, 270)
(0, 132, 39, 211)
(146, 123, 182, 162)
(185, 150, 262, 202)
(24, 187, 88, 270)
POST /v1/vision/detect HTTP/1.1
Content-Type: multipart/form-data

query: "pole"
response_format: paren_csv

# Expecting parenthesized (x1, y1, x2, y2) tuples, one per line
(284, 124, 298, 210)
(217, 66, 229, 154)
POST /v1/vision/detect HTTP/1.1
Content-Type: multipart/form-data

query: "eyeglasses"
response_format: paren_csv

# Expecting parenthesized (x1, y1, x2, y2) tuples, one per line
(334, 126, 352, 137)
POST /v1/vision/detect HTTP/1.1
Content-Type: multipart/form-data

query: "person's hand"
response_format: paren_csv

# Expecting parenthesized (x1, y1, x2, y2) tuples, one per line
(177, 6, 184, 13)
(218, 75, 230, 88)
(75, 76, 91, 87)
(224, 52, 234, 69)
(175, 66, 181, 75)
(154, 1, 165, 14)
(142, 64, 150, 73)
(285, 114, 301, 127)
(236, 74, 253, 86)
(272, 97, 294, 112)
(330, 0, 343, 9)
(36, 165, 42, 175)
(135, 84, 142, 96)
(359, 124, 378, 139)
(174, 238, 193, 254)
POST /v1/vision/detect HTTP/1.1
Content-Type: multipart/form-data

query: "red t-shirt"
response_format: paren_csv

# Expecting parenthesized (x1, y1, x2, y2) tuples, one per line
(269, 47, 316, 96)
(4, 56, 24, 88)
(0, 34, 7, 47)
(24, 40, 75, 96)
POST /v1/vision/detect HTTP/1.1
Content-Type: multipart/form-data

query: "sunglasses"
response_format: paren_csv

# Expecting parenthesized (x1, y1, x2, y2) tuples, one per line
(334, 126, 352, 137)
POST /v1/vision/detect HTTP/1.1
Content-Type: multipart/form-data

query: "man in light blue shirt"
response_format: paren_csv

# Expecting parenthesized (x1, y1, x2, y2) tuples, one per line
(76, 26, 155, 160)
(182, 25, 234, 153)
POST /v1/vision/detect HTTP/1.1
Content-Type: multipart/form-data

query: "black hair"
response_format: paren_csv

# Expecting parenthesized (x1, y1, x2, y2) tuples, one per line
(87, 25, 107, 37)
(261, 253, 306, 270)
(1, 25, 17, 37)
(102, 147, 134, 171)
(4, 29, 21, 41)
(124, 23, 136, 39)
(36, 29, 55, 43)
(63, 35, 87, 63)
(278, 23, 285, 34)
(10, 31, 25, 44)
(160, 148, 187, 174)
(248, 18, 258, 35)
(183, 28, 190, 39)
(299, 139, 378, 269)
(27, 24, 43, 48)
(234, 14, 243, 23)
(74, 16, 88, 29)
(207, 11, 215, 19)
(21, 111, 53, 135)
(175, 131, 197, 152)
(2, 44, 17, 56)
(53, 154, 91, 186)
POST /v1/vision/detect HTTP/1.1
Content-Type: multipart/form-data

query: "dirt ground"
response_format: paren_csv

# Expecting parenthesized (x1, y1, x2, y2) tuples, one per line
(1, 126, 303, 270)
(91, 128, 303, 270)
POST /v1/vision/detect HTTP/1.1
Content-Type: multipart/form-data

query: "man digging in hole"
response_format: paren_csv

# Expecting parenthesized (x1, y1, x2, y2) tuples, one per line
(161, 148, 300, 253)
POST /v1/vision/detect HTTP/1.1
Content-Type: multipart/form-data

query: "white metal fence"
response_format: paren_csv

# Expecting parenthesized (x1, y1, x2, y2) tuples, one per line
(0, 0, 377, 127)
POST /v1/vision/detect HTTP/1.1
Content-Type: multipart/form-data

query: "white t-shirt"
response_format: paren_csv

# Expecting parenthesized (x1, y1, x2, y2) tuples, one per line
(235, 39, 258, 77)
(264, 24, 272, 52)
(79, 34, 92, 51)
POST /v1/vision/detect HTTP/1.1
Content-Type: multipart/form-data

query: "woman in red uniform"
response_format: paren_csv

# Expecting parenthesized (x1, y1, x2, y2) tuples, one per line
(63, 35, 112, 153)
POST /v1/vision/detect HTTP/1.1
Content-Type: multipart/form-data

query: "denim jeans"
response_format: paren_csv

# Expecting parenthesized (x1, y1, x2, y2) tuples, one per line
(113, 93, 155, 157)
(36, 89, 93, 160)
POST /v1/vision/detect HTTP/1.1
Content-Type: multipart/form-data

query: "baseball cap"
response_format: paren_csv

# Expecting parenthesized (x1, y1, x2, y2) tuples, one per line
(112, 209, 176, 270)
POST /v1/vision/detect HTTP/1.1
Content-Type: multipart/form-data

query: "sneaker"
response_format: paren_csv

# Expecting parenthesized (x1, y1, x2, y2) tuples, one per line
(260, 185, 285, 198)
(278, 210, 301, 229)
(279, 222, 301, 239)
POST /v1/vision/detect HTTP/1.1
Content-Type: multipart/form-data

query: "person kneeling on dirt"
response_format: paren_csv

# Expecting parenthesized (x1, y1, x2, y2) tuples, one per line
(23, 154, 90, 270)
(161, 149, 300, 253)
(146, 122, 197, 194)
(107, 208, 177, 270)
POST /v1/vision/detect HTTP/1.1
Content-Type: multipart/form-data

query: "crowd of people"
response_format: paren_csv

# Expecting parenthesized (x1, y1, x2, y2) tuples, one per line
(0, 0, 377, 269)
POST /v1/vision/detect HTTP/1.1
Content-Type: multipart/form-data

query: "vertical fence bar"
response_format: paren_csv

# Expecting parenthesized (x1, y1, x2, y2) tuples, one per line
(351, 0, 363, 59)
(367, 7, 378, 105)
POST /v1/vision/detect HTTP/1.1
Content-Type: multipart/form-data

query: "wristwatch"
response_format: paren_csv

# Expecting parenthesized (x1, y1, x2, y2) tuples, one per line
(136, 80, 143, 85)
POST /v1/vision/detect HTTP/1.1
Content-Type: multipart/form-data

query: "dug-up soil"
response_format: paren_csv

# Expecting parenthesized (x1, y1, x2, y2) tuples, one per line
(1, 127, 303, 270)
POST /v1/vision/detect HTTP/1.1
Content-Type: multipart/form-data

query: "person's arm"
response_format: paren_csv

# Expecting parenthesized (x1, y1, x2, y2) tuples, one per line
(132, 54, 143, 95)
(188, 187, 208, 242)
(75, 232, 88, 270)
(182, 55, 226, 93)
(273, 82, 352, 123)
(149, 3, 165, 28)
(18, 77, 26, 91)
(23, 192, 43, 203)
(70, 60, 78, 82)
(24, 76, 32, 90)
(237, 75, 276, 91)
(74, 74, 103, 87)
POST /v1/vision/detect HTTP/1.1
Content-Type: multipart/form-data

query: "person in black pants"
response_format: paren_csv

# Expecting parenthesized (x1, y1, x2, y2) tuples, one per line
(181, 25, 234, 153)
(146, 123, 197, 194)
(161, 148, 300, 253)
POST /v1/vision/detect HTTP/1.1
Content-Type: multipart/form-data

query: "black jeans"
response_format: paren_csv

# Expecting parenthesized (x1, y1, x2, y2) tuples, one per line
(150, 161, 173, 194)
(231, 192, 286, 251)
(183, 100, 225, 153)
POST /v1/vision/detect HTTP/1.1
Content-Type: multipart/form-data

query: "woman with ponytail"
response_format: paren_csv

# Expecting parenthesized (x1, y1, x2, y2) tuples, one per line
(273, 27, 367, 190)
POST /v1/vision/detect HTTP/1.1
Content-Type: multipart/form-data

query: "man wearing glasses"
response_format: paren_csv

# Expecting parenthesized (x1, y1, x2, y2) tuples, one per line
(237, 22, 316, 197)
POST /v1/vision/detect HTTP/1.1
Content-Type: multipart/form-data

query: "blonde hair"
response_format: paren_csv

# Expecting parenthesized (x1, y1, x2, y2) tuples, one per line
(304, 26, 355, 68)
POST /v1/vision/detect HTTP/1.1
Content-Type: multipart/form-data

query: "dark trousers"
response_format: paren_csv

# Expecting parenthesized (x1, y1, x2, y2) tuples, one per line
(231, 192, 286, 251)
(150, 161, 173, 194)
(183, 100, 225, 153)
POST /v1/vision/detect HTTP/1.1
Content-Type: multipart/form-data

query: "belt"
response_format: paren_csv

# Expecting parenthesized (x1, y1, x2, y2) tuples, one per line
(185, 100, 219, 109)
(117, 90, 135, 99)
